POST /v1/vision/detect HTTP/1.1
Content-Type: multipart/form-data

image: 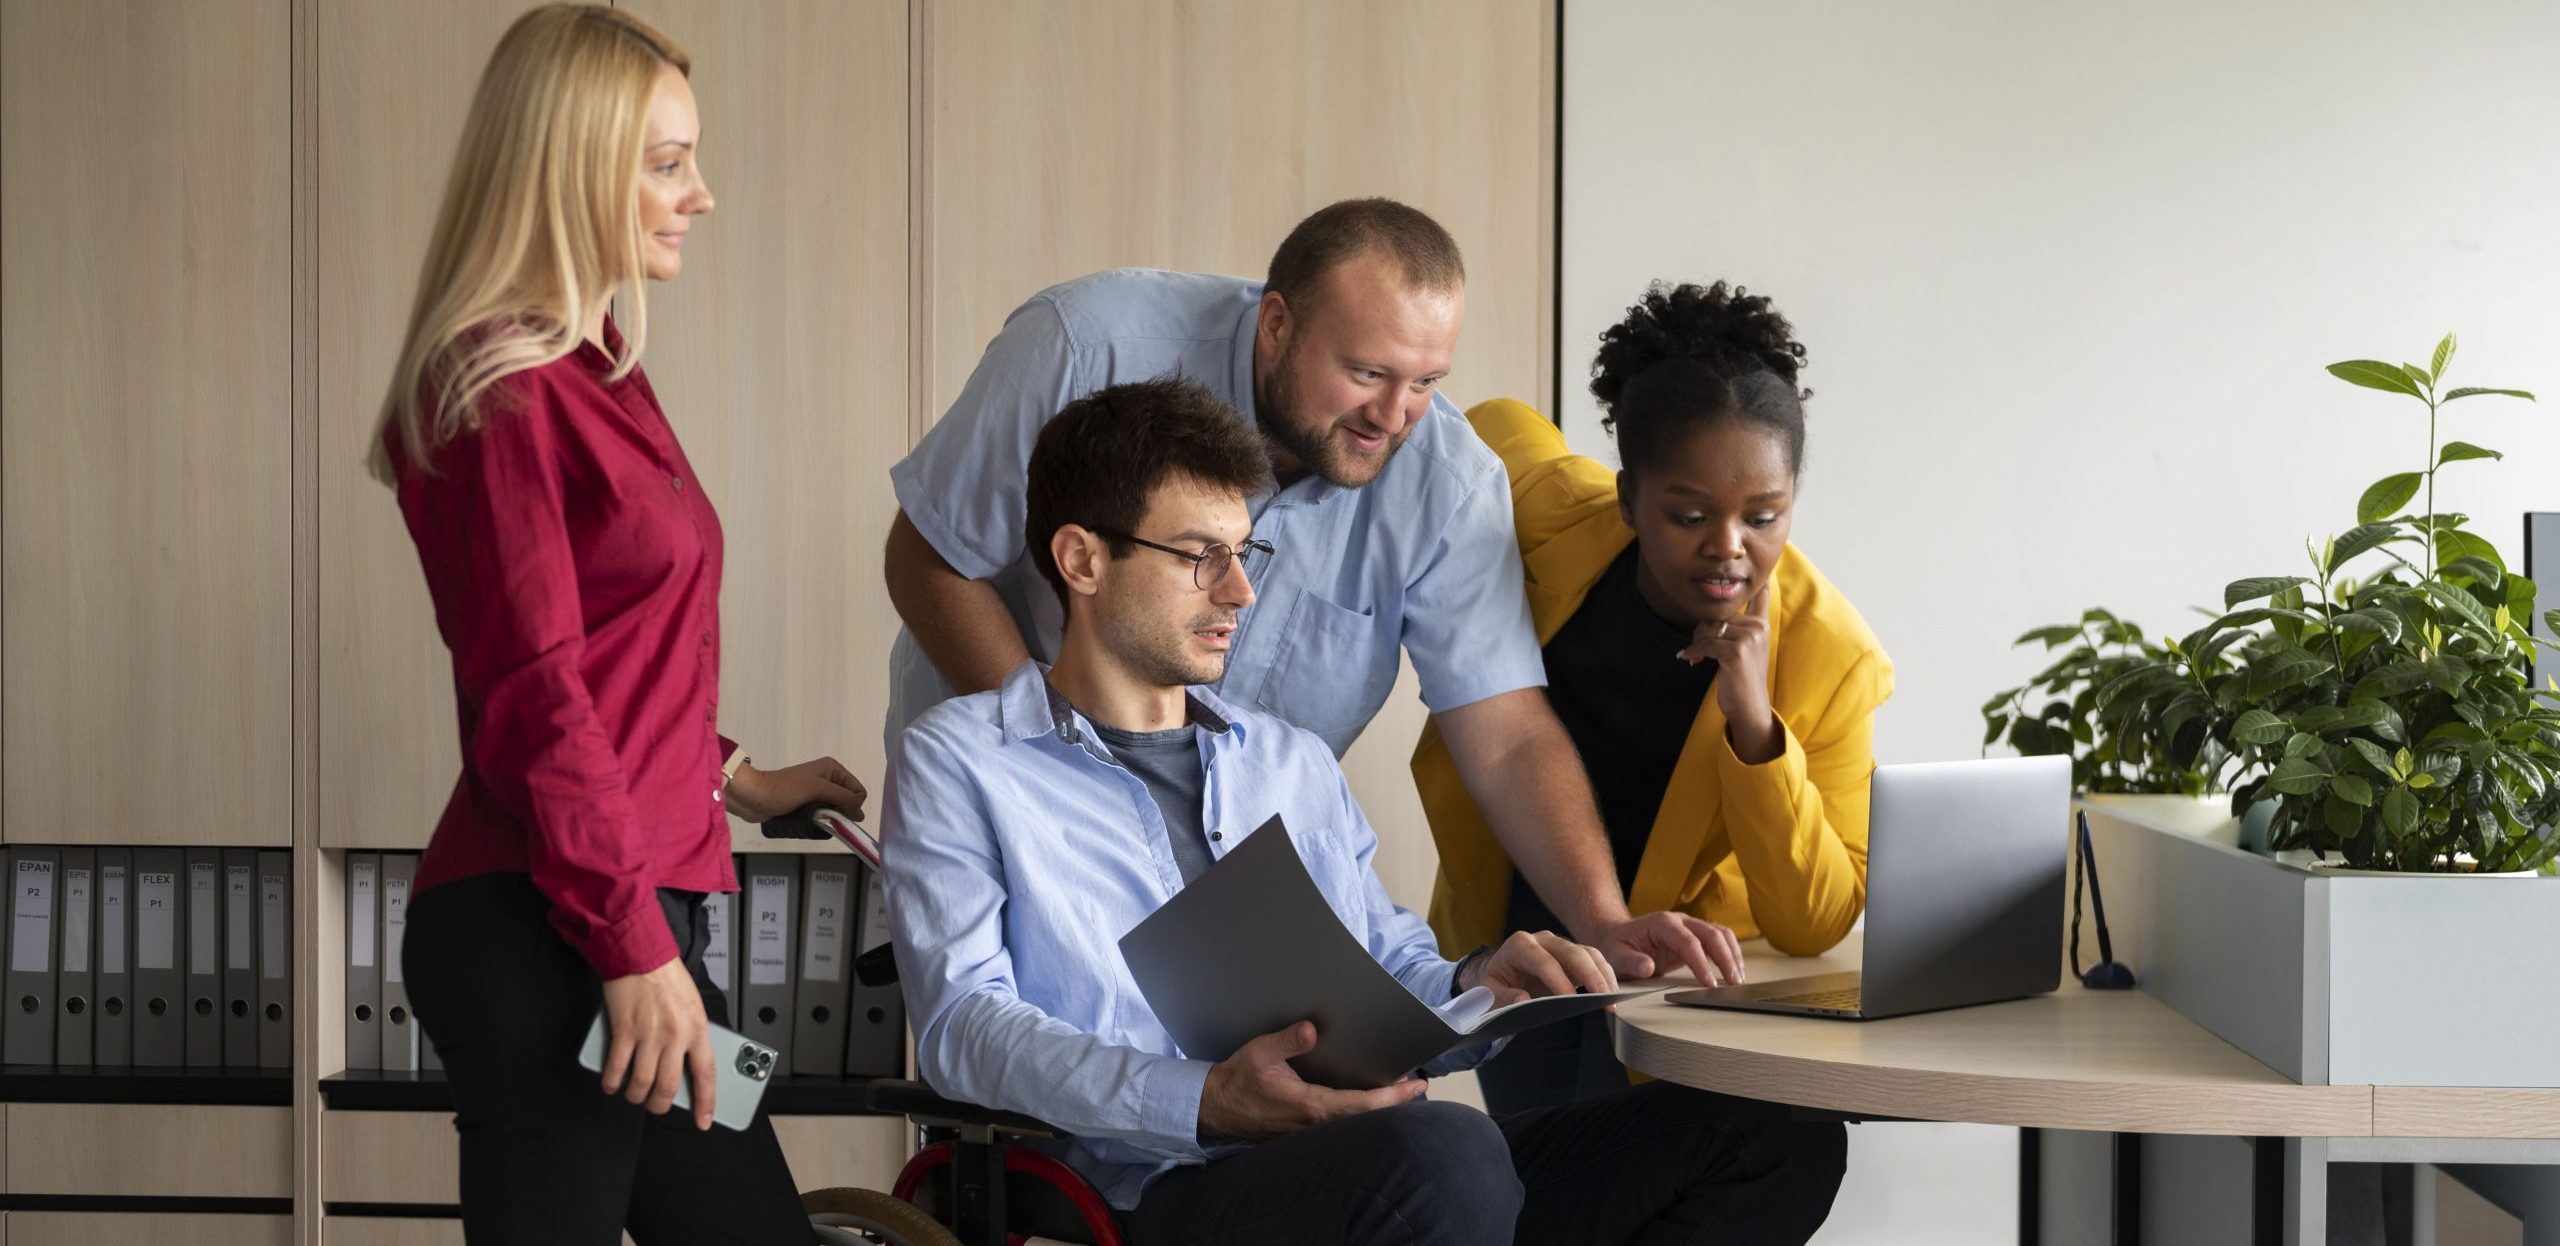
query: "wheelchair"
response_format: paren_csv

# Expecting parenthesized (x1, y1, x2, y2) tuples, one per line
(765, 807, 1127, 1246)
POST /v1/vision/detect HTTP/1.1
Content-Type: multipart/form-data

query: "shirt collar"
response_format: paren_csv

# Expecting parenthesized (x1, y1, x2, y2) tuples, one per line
(1228, 295, 1263, 430)
(993, 660, 1242, 748)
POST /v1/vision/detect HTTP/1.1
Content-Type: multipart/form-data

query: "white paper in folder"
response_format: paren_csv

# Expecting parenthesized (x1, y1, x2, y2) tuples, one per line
(1118, 816, 1655, 1090)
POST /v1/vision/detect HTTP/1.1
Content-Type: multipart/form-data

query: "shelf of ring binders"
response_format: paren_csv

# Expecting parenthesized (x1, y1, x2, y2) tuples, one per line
(324, 850, 904, 1107)
(1, 845, 292, 1105)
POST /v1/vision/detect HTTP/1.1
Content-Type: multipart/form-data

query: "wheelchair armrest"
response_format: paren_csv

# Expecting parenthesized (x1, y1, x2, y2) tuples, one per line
(865, 1079, 1064, 1139)
(759, 804, 833, 840)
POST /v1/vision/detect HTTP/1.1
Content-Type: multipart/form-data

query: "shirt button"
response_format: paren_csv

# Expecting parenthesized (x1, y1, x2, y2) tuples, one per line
(1210, 832, 1224, 843)
(671, 475, 684, 493)
(701, 631, 713, 647)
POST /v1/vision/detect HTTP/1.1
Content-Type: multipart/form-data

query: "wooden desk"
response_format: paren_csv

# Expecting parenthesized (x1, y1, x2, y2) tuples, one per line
(1610, 935, 2558, 1244)
(1612, 933, 2367, 1137)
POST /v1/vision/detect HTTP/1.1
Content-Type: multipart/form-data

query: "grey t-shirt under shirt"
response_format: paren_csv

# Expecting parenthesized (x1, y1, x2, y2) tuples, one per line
(1093, 720, 1214, 884)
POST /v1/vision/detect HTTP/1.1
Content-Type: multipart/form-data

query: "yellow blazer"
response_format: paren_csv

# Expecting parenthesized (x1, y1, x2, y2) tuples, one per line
(1415, 398, 1894, 957)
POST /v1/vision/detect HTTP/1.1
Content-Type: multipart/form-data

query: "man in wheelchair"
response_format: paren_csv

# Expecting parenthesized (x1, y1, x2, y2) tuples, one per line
(881, 378, 1847, 1245)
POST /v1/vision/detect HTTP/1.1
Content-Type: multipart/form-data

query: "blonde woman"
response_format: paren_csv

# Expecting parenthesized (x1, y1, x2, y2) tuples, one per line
(375, 7, 860, 1239)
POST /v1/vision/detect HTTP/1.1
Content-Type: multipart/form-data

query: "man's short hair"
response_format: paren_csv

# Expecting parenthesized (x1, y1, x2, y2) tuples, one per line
(1265, 197, 1466, 322)
(1025, 377, 1276, 604)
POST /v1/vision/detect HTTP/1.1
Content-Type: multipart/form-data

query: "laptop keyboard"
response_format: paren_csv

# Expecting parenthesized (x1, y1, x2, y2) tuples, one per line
(1767, 987, 1864, 1011)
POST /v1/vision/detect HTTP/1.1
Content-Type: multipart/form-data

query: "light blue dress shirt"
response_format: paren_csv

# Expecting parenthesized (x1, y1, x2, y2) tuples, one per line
(882, 660, 1498, 1210)
(886, 268, 1545, 758)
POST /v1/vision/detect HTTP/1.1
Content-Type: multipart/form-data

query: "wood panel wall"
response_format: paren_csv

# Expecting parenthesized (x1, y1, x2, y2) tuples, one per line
(0, 3, 1554, 1240)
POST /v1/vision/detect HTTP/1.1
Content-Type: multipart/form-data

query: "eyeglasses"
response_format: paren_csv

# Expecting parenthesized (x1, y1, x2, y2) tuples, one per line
(1094, 528, 1276, 590)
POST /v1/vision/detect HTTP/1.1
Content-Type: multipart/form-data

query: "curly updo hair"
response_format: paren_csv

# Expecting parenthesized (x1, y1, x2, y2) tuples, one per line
(1590, 281, 1809, 478)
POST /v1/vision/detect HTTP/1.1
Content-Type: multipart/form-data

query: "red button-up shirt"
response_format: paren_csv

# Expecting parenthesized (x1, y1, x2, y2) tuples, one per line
(391, 323, 734, 978)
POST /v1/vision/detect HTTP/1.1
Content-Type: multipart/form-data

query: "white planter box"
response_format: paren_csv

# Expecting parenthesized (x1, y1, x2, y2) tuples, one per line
(2077, 795, 2560, 1088)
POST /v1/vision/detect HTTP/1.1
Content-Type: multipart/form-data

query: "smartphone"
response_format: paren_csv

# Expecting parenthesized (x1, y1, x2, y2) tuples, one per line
(576, 1007, 778, 1131)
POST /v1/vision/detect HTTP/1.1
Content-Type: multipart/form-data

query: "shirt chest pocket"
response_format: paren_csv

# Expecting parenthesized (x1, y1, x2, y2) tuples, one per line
(1256, 591, 1394, 738)
(1285, 827, 1371, 930)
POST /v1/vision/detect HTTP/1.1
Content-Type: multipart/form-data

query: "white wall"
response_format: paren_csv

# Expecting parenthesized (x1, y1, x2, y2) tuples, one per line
(1564, 2, 2560, 1240)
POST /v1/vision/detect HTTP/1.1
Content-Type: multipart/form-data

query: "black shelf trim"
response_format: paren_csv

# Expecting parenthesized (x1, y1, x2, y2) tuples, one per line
(0, 1065, 293, 1106)
(0, 1194, 293, 1215)
(327, 1202, 464, 1219)
(319, 1068, 900, 1117)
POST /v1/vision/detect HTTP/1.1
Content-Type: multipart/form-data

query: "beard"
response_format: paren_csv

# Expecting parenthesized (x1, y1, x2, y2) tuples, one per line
(1256, 342, 1404, 489)
(1102, 600, 1237, 689)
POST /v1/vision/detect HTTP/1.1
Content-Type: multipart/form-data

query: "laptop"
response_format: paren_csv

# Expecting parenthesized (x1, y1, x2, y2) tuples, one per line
(1668, 755, 2071, 1020)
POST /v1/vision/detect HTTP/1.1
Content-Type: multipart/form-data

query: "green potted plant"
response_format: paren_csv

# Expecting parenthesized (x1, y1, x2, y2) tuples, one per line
(2116, 335, 2559, 872)
(1982, 608, 2224, 796)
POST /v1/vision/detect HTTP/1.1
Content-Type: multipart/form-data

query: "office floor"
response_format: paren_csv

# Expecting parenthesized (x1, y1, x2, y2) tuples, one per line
(1812, 1124, 2016, 1244)
(1435, 1070, 2019, 1242)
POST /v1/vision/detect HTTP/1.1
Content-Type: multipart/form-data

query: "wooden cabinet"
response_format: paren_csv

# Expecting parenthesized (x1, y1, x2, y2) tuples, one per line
(618, 0, 914, 833)
(312, 1, 551, 852)
(0, 0, 293, 846)
(6, 1215, 289, 1246)
(4, 1104, 292, 1198)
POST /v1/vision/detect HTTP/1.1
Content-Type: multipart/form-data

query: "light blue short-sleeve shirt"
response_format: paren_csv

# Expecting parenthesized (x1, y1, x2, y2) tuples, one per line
(887, 268, 1544, 757)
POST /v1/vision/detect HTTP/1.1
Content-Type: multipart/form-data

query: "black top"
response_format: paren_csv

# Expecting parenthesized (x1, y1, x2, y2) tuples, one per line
(1506, 543, 1717, 937)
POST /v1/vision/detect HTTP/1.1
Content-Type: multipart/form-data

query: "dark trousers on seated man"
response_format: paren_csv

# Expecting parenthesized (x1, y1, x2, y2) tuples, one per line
(1127, 1082, 1846, 1246)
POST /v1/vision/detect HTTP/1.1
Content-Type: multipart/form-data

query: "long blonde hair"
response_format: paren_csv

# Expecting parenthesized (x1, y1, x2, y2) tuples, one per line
(370, 4, 689, 482)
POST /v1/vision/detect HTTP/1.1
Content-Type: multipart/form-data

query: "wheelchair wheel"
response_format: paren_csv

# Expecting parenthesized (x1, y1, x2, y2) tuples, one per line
(805, 1185, 963, 1246)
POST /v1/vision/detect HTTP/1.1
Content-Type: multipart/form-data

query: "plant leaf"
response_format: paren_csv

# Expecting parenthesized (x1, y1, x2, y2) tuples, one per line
(2334, 608, 2406, 644)
(2329, 360, 2426, 397)
(2326, 522, 2410, 574)
(2431, 332, 2456, 380)
(2269, 756, 2328, 795)
(2284, 731, 2326, 759)
(2437, 441, 2503, 466)
(2441, 555, 2505, 590)
(2013, 624, 2085, 648)
(1983, 714, 2010, 747)
(2333, 774, 2375, 806)
(2232, 708, 2291, 745)
(2423, 579, 2500, 636)
(2346, 737, 2397, 774)
(2401, 363, 2434, 389)
(2441, 387, 2536, 403)
(2357, 472, 2424, 524)
(2226, 576, 2312, 608)
(2434, 529, 2505, 574)
(2382, 785, 2418, 836)
(2249, 649, 2335, 697)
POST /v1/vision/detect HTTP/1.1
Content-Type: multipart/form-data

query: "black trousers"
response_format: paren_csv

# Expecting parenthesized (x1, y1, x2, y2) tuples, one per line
(1125, 1081, 1847, 1246)
(1475, 1010, 1629, 1117)
(404, 872, 814, 1246)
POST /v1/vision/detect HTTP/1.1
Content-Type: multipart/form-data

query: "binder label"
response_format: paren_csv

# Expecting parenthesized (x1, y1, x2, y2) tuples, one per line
(101, 865, 128, 976)
(137, 870, 177, 971)
(748, 871, 790, 987)
(227, 864, 254, 971)
(702, 892, 733, 993)
(189, 862, 219, 977)
(62, 866, 92, 974)
(261, 873, 287, 980)
(383, 873, 410, 985)
(11, 857, 54, 974)
(349, 859, 379, 969)
(859, 869, 893, 946)
(802, 868, 848, 982)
